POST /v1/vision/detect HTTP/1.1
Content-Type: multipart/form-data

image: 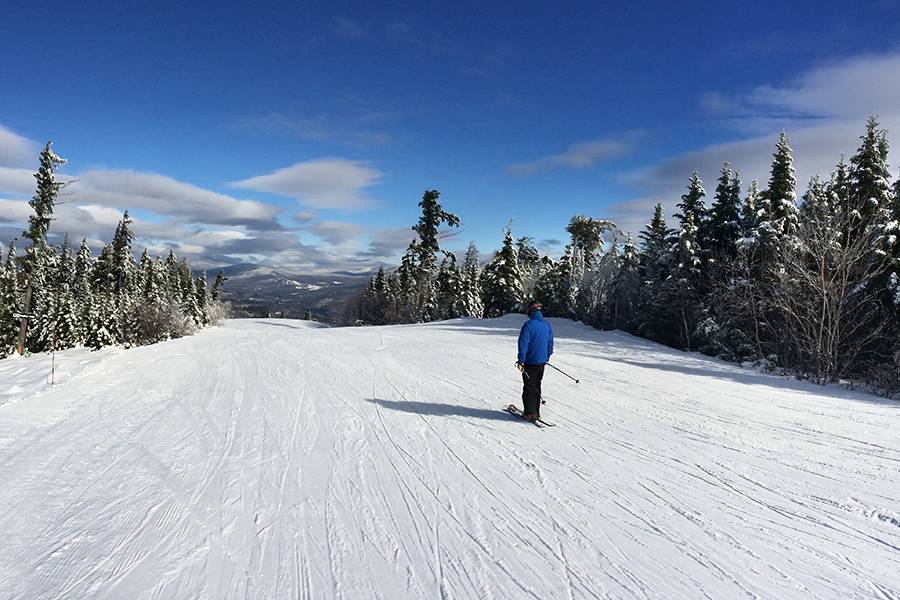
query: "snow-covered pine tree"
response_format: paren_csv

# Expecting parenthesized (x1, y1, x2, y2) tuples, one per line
(638, 204, 673, 283)
(165, 250, 180, 301)
(565, 215, 609, 270)
(459, 242, 484, 318)
(86, 244, 117, 350)
(72, 239, 94, 346)
(0, 241, 20, 356)
(369, 265, 392, 324)
(516, 236, 542, 300)
(211, 270, 227, 301)
(411, 189, 459, 321)
(740, 179, 761, 239)
(610, 233, 641, 331)
(53, 237, 79, 350)
(137, 249, 153, 296)
(765, 132, 799, 240)
(707, 163, 742, 262)
(22, 142, 67, 353)
(177, 259, 201, 326)
(195, 275, 209, 326)
(800, 175, 832, 225)
(888, 172, 900, 312)
(849, 116, 892, 232)
(434, 252, 464, 320)
(394, 244, 419, 322)
(669, 212, 703, 350)
(634, 205, 678, 344)
(675, 171, 707, 233)
(480, 224, 524, 317)
(109, 212, 139, 344)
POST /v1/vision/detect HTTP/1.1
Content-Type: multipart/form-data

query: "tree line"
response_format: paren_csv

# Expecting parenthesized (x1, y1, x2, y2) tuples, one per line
(0, 142, 228, 357)
(353, 117, 900, 397)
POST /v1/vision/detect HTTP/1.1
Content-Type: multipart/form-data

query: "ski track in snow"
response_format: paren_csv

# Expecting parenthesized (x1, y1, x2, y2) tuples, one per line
(0, 316, 898, 599)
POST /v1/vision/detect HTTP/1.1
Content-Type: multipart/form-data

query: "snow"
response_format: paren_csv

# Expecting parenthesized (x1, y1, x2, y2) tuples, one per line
(0, 345, 120, 408)
(0, 316, 898, 599)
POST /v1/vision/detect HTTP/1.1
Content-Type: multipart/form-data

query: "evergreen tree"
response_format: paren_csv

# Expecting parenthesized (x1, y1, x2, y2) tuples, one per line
(211, 270, 228, 301)
(765, 132, 799, 239)
(165, 250, 180, 300)
(111, 211, 137, 304)
(675, 171, 707, 230)
(195, 275, 209, 326)
(411, 189, 460, 321)
(178, 259, 201, 325)
(53, 237, 79, 349)
(516, 236, 542, 299)
(394, 245, 420, 322)
(849, 116, 892, 230)
(740, 179, 762, 238)
(888, 172, 900, 311)
(460, 242, 484, 318)
(610, 234, 641, 331)
(565, 215, 610, 269)
(800, 175, 832, 225)
(22, 142, 67, 352)
(481, 225, 524, 317)
(828, 158, 852, 231)
(635, 205, 678, 344)
(638, 204, 674, 282)
(669, 212, 703, 350)
(0, 241, 20, 355)
(137, 249, 153, 295)
(435, 252, 464, 320)
(534, 246, 577, 318)
(707, 163, 742, 261)
(73, 239, 94, 345)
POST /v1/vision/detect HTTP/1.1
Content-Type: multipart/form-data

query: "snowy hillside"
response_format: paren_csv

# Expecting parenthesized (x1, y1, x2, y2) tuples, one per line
(0, 316, 898, 599)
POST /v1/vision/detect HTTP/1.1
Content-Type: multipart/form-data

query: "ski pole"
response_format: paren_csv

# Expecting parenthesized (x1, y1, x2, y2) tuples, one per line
(547, 363, 579, 383)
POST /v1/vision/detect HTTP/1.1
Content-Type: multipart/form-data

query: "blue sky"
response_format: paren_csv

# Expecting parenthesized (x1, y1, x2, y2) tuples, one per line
(2, 0, 900, 272)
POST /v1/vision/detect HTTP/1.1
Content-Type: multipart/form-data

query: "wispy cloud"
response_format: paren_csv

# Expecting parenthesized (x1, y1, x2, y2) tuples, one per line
(234, 110, 394, 148)
(507, 133, 640, 176)
(361, 227, 416, 258)
(66, 169, 281, 228)
(0, 124, 38, 168)
(334, 17, 365, 39)
(230, 158, 383, 210)
(310, 220, 364, 246)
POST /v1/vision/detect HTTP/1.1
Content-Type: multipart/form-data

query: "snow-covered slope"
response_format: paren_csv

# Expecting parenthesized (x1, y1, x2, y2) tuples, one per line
(0, 317, 898, 599)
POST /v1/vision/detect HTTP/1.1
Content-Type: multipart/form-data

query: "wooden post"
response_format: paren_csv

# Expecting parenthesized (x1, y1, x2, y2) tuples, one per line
(51, 319, 57, 385)
(16, 282, 33, 355)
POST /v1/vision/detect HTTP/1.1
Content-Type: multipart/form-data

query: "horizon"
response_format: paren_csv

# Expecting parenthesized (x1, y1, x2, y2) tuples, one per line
(2, 1, 900, 273)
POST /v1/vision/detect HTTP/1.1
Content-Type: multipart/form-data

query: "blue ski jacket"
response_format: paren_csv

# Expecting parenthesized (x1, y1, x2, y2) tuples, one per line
(517, 310, 554, 365)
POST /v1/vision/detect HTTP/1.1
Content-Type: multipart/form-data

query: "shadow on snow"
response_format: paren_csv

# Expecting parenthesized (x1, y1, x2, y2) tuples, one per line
(366, 398, 517, 422)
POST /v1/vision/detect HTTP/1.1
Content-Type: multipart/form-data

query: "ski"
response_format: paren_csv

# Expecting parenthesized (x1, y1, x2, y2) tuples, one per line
(504, 404, 549, 428)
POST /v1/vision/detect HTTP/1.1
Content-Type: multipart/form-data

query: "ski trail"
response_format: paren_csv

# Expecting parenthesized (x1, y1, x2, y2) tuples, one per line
(0, 317, 898, 599)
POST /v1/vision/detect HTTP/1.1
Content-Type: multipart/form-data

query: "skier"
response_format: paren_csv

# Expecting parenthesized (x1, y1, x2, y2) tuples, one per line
(516, 301, 553, 421)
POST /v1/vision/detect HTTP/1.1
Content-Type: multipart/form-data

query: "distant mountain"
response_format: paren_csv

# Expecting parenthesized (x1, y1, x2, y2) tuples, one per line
(204, 264, 373, 324)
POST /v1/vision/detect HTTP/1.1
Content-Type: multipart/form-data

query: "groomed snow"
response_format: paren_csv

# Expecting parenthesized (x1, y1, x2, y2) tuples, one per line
(0, 316, 898, 599)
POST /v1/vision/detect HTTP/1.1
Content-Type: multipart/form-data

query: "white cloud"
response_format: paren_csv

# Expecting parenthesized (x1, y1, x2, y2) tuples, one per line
(310, 220, 364, 246)
(0, 166, 37, 196)
(507, 134, 639, 176)
(235, 111, 393, 147)
(0, 125, 37, 168)
(67, 169, 281, 227)
(362, 227, 416, 258)
(230, 158, 382, 210)
(0, 198, 32, 223)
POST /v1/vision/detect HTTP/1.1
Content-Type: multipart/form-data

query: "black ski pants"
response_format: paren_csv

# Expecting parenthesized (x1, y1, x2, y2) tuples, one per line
(521, 363, 545, 416)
